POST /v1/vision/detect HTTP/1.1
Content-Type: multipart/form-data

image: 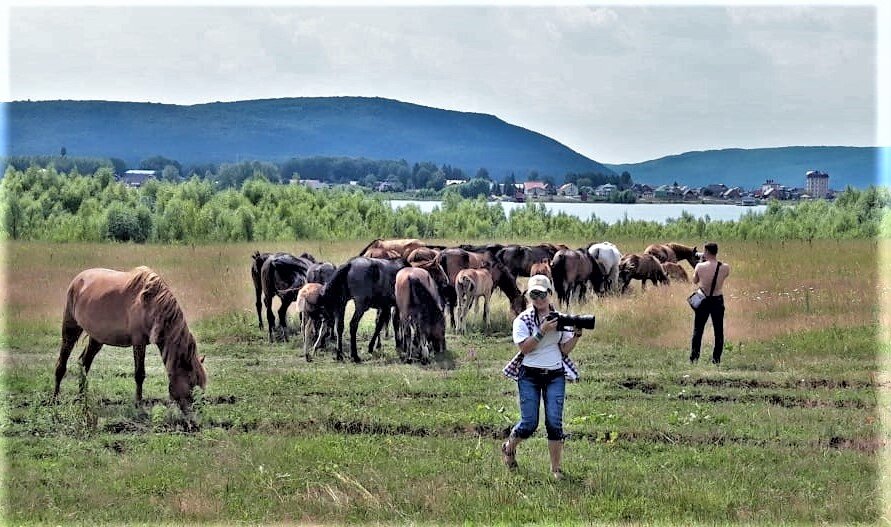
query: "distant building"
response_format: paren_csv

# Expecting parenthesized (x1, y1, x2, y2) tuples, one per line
(291, 179, 329, 190)
(722, 187, 742, 200)
(558, 182, 579, 197)
(761, 179, 781, 196)
(446, 179, 468, 186)
(594, 183, 618, 198)
(524, 181, 548, 199)
(805, 170, 830, 198)
(120, 169, 157, 188)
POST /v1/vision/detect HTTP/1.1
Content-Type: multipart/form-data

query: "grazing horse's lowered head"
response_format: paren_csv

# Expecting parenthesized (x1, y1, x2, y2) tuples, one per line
(395, 267, 447, 364)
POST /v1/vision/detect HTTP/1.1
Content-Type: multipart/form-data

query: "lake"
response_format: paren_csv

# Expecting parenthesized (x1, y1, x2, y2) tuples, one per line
(388, 200, 767, 224)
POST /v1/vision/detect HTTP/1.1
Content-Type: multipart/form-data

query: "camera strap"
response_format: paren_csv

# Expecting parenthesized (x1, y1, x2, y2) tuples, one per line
(708, 262, 721, 297)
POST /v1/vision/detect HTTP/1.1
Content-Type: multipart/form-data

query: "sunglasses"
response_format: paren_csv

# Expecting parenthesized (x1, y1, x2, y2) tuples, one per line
(529, 290, 549, 300)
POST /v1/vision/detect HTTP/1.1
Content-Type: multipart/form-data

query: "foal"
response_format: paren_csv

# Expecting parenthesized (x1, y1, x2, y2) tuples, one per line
(454, 268, 494, 334)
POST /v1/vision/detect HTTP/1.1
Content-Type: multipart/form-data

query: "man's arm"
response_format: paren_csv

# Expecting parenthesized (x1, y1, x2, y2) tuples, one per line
(692, 264, 701, 285)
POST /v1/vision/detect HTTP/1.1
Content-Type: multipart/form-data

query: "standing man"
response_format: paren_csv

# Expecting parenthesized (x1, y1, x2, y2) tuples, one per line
(690, 242, 730, 365)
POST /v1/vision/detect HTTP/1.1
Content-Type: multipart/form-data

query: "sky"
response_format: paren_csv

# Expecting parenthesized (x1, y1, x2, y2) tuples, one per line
(2, 2, 887, 164)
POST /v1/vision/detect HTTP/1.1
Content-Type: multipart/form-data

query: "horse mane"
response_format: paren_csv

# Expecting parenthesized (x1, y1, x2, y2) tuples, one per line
(129, 267, 203, 382)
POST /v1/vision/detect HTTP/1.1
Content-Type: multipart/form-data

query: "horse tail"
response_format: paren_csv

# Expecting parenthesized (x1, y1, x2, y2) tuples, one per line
(357, 239, 382, 257)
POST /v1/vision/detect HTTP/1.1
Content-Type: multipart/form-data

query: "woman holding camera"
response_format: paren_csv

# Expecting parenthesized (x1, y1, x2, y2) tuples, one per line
(501, 274, 584, 480)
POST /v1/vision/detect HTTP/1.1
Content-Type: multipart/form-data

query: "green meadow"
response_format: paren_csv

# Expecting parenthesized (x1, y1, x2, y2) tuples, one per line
(1, 239, 885, 525)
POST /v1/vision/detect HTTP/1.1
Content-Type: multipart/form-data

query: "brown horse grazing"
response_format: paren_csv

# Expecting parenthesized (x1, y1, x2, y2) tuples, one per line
(550, 249, 601, 306)
(394, 267, 447, 364)
(662, 261, 689, 283)
(618, 254, 669, 293)
(53, 267, 207, 413)
(455, 268, 494, 334)
(358, 238, 426, 259)
(435, 248, 491, 328)
(644, 243, 701, 268)
(529, 259, 552, 283)
(295, 283, 333, 362)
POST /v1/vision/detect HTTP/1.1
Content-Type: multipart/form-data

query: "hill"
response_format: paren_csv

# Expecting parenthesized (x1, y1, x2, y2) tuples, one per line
(604, 146, 885, 189)
(4, 97, 615, 180)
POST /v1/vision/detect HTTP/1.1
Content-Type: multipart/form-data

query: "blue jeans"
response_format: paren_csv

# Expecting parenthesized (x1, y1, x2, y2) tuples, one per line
(511, 366, 566, 441)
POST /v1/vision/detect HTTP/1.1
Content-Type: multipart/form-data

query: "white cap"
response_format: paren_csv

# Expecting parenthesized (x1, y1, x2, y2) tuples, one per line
(528, 274, 552, 293)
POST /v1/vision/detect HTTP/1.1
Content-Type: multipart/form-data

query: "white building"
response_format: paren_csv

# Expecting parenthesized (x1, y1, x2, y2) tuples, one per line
(805, 170, 830, 198)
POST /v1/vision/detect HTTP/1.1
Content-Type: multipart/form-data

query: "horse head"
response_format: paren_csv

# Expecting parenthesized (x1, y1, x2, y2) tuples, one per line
(168, 333, 206, 414)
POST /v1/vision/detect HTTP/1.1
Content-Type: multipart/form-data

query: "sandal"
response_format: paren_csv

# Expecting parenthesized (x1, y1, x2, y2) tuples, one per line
(501, 441, 518, 470)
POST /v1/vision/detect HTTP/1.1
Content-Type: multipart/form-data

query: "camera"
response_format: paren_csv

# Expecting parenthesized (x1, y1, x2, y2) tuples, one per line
(545, 311, 596, 331)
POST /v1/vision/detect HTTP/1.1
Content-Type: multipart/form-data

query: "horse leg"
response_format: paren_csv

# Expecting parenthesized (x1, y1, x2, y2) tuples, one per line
(349, 305, 366, 363)
(304, 316, 315, 362)
(255, 284, 264, 329)
(53, 325, 83, 400)
(78, 337, 104, 396)
(483, 294, 491, 328)
(334, 308, 346, 361)
(369, 307, 391, 358)
(265, 294, 276, 343)
(131, 344, 146, 403)
(277, 299, 291, 342)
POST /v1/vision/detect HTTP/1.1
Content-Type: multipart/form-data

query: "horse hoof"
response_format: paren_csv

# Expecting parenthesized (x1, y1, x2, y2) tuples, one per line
(305, 355, 313, 362)
(351, 356, 362, 364)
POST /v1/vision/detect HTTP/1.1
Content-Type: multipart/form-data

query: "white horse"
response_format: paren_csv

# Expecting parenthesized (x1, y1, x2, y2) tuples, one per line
(587, 242, 622, 294)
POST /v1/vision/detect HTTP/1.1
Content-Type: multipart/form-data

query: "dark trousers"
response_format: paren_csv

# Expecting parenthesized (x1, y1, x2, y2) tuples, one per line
(691, 295, 725, 363)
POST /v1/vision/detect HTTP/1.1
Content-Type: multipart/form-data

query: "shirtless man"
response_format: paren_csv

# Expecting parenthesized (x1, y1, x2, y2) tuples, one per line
(690, 242, 731, 365)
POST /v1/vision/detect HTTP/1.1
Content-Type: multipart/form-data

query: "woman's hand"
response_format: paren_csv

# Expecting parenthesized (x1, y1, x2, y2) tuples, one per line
(541, 317, 559, 334)
(573, 328, 584, 339)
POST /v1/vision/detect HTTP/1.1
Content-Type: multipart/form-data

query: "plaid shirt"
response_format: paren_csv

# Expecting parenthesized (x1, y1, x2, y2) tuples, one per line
(502, 306, 581, 382)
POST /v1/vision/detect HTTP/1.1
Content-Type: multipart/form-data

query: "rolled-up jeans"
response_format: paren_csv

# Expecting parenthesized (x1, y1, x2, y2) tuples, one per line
(511, 365, 566, 441)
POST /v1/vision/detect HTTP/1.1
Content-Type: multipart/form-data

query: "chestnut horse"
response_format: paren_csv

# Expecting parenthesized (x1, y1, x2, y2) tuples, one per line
(359, 238, 426, 259)
(406, 247, 440, 265)
(644, 243, 701, 268)
(394, 267, 447, 364)
(662, 261, 689, 283)
(618, 253, 669, 293)
(551, 248, 601, 306)
(454, 268, 495, 334)
(53, 267, 206, 413)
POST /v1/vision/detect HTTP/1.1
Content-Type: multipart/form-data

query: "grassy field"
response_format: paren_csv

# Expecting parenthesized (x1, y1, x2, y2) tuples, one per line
(1, 239, 886, 524)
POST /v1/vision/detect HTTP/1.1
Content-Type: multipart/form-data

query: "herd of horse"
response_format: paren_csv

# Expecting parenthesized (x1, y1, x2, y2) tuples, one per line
(250, 238, 703, 365)
(52, 238, 702, 414)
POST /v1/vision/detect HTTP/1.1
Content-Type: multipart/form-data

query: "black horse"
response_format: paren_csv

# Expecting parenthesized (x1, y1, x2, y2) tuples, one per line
(318, 257, 408, 363)
(260, 252, 315, 342)
(307, 261, 336, 285)
(496, 243, 565, 278)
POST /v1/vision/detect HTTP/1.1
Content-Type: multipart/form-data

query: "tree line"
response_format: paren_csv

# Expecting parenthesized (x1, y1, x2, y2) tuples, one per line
(1, 165, 886, 243)
(1, 155, 629, 196)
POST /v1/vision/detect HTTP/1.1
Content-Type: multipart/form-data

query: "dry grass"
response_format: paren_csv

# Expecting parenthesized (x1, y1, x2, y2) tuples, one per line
(2, 239, 877, 353)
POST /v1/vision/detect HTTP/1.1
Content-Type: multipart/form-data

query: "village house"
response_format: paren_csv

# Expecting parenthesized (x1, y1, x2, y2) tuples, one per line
(594, 183, 617, 198)
(445, 179, 468, 187)
(120, 169, 157, 188)
(557, 182, 579, 197)
(722, 187, 742, 200)
(523, 181, 549, 199)
(702, 183, 728, 197)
